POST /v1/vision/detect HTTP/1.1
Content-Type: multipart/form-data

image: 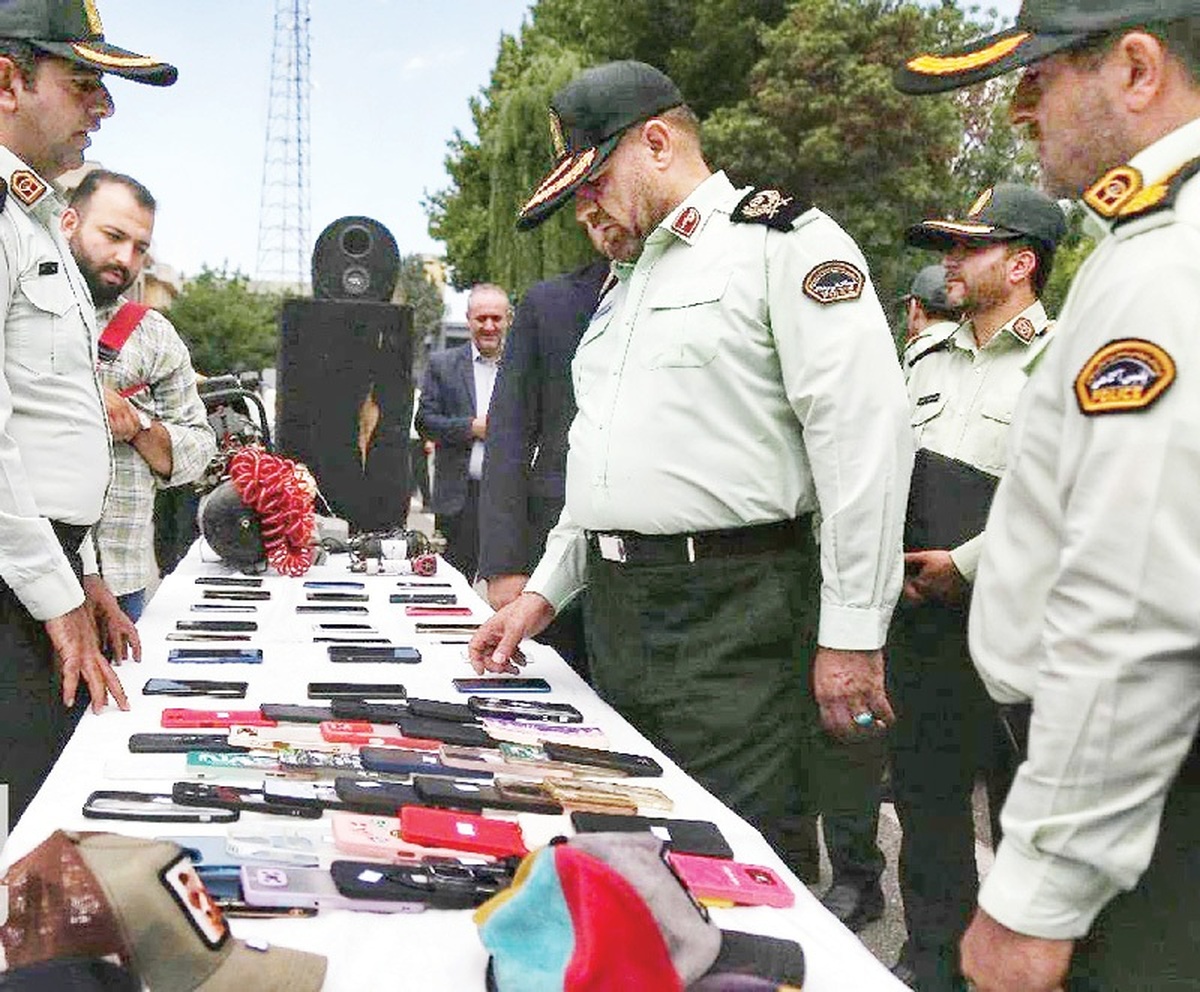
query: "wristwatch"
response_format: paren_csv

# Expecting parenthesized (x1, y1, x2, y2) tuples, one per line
(134, 407, 153, 435)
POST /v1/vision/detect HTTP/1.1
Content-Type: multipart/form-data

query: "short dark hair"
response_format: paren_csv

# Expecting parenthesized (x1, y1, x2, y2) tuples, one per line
(69, 169, 157, 214)
(0, 40, 47, 85)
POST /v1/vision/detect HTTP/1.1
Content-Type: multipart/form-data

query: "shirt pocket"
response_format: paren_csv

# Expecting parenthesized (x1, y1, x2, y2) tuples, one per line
(643, 269, 731, 369)
(910, 391, 947, 443)
(974, 398, 1014, 473)
(572, 309, 614, 400)
(10, 271, 76, 375)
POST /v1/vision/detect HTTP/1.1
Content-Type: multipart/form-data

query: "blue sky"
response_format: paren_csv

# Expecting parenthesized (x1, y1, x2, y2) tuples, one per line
(90, 1, 535, 280)
(89, 0, 1020, 283)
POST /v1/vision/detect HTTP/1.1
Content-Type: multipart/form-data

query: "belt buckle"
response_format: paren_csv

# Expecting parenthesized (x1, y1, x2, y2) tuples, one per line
(596, 534, 627, 563)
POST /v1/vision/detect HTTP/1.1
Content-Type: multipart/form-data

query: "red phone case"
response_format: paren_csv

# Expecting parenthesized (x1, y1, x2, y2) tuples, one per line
(398, 805, 527, 859)
(404, 606, 474, 617)
(318, 721, 441, 751)
(160, 708, 278, 729)
(666, 852, 795, 908)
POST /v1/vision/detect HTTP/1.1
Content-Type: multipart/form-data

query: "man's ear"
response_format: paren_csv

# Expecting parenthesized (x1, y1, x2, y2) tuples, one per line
(1007, 246, 1037, 285)
(1116, 31, 1170, 113)
(0, 57, 23, 113)
(640, 118, 674, 169)
(61, 206, 81, 239)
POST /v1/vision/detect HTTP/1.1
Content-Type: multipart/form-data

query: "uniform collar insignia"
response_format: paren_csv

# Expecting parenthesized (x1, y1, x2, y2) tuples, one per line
(1010, 316, 1036, 343)
(9, 169, 47, 208)
(670, 205, 702, 240)
(1083, 166, 1143, 218)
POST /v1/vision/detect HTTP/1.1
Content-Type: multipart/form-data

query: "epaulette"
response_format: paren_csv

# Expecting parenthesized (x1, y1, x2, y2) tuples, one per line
(730, 187, 810, 231)
(907, 334, 954, 370)
(1083, 156, 1200, 227)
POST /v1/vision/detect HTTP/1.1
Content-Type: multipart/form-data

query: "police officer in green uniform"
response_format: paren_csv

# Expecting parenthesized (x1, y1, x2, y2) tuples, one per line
(470, 61, 913, 883)
(897, 3, 1200, 989)
(901, 264, 961, 371)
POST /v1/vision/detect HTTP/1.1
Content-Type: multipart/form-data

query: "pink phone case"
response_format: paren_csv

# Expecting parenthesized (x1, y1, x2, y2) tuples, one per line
(330, 812, 496, 863)
(318, 721, 441, 751)
(666, 852, 795, 908)
(161, 708, 277, 729)
(404, 605, 473, 617)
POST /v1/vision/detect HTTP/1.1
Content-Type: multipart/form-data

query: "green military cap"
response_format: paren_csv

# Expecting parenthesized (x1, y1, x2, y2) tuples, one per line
(895, 0, 1200, 94)
(0, 0, 177, 86)
(904, 264, 955, 312)
(906, 183, 1067, 253)
(516, 60, 683, 231)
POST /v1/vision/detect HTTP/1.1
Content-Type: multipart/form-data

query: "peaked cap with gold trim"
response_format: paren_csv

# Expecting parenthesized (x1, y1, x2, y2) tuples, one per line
(906, 182, 1066, 254)
(516, 60, 683, 231)
(0, 0, 176, 86)
(894, 0, 1200, 95)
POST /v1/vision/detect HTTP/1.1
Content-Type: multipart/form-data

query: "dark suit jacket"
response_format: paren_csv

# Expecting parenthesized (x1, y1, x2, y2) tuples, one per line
(478, 259, 609, 578)
(415, 343, 478, 516)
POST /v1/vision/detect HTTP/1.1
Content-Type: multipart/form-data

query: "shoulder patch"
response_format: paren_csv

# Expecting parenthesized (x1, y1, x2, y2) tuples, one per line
(1084, 157, 1200, 227)
(1083, 166, 1142, 218)
(802, 260, 864, 305)
(1074, 338, 1175, 415)
(731, 187, 809, 231)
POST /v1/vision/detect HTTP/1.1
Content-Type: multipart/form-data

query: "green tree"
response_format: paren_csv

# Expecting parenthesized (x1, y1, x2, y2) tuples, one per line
(168, 267, 283, 375)
(393, 253, 447, 373)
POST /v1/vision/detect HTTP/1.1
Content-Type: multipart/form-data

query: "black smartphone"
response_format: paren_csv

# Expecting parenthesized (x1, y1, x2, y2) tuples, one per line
(389, 593, 458, 605)
(329, 699, 409, 722)
(569, 812, 734, 859)
(395, 581, 452, 588)
(466, 696, 582, 724)
(393, 716, 494, 749)
(195, 576, 264, 587)
(303, 580, 365, 589)
(143, 678, 249, 699)
(412, 775, 562, 815)
(406, 698, 476, 723)
(166, 632, 254, 642)
(330, 859, 514, 909)
(452, 677, 552, 694)
(167, 647, 263, 664)
(542, 742, 664, 777)
(414, 622, 480, 634)
(332, 777, 421, 812)
(171, 782, 323, 819)
(83, 790, 239, 823)
(261, 779, 347, 810)
(202, 589, 271, 601)
(313, 636, 393, 645)
(191, 604, 258, 614)
(312, 623, 375, 631)
(308, 682, 409, 700)
(128, 733, 241, 754)
(176, 620, 259, 633)
(258, 703, 336, 724)
(327, 645, 421, 664)
(306, 592, 369, 602)
(296, 604, 369, 614)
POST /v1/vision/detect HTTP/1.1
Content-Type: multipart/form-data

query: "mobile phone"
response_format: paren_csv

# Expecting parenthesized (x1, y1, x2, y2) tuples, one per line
(358, 746, 491, 779)
(240, 865, 424, 914)
(304, 580, 365, 590)
(313, 636, 393, 645)
(184, 751, 286, 781)
(191, 604, 258, 614)
(327, 645, 421, 664)
(404, 605, 473, 617)
(143, 678, 249, 699)
(83, 789, 239, 823)
(414, 622, 480, 635)
(393, 716, 494, 748)
(202, 589, 271, 601)
(277, 749, 366, 776)
(395, 581, 452, 588)
(258, 703, 336, 724)
(128, 733, 241, 754)
(159, 834, 239, 866)
(307, 591, 369, 602)
(412, 776, 562, 816)
(307, 682, 409, 700)
(666, 852, 795, 908)
(312, 622, 375, 631)
(399, 806, 528, 859)
(544, 778, 673, 814)
(195, 576, 263, 587)
(480, 719, 608, 748)
(224, 825, 325, 866)
(328, 699, 410, 723)
(166, 632, 255, 642)
(452, 677, 551, 694)
(296, 604, 369, 615)
(389, 593, 458, 605)
(167, 647, 263, 664)
(569, 812, 734, 859)
(541, 742, 664, 777)
(466, 697, 582, 724)
(172, 782, 323, 819)
(439, 743, 569, 778)
(331, 780, 422, 815)
(262, 779, 346, 810)
(330, 859, 514, 909)
(330, 811, 491, 862)
(161, 708, 277, 730)
(176, 620, 259, 633)
(406, 698, 476, 723)
(320, 721, 436, 750)
(226, 724, 353, 753)
(195, 863, 243, 900)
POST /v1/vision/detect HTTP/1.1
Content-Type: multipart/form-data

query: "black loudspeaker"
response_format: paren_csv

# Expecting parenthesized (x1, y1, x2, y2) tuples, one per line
(275, 299, 413, 532)
(311, 216, 400, 302)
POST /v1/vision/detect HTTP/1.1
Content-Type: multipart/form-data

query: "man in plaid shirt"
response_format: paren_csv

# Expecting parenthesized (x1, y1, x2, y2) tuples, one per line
(63, 170, 216, 620)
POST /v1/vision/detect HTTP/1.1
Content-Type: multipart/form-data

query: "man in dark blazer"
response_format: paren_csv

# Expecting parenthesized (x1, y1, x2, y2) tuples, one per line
(479, 255, 609, 676)
(416, 284, 511, 580)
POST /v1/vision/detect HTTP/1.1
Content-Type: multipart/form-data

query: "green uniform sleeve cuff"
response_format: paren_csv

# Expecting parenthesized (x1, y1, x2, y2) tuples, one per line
(16, 560, 86, 622)
(978, 838, 1120, 940)
(817, 604, 889, 650)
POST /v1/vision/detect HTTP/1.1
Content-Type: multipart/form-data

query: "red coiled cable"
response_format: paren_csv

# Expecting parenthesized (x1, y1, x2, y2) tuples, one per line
(227, 445, 317, 576)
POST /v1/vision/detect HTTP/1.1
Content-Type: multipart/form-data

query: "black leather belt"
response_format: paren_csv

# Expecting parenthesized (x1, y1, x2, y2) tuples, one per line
(586, 516, 811, 566)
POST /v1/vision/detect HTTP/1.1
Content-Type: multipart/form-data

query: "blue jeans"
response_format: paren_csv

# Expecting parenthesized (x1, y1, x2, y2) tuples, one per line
(117, 589, 145, 622)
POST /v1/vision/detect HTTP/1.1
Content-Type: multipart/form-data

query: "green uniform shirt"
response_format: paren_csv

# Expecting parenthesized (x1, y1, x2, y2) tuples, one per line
(526, 171, 912, 650)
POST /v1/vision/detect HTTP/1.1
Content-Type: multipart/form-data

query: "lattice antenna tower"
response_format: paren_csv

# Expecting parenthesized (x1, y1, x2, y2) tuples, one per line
(256, 0, 312, 285)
